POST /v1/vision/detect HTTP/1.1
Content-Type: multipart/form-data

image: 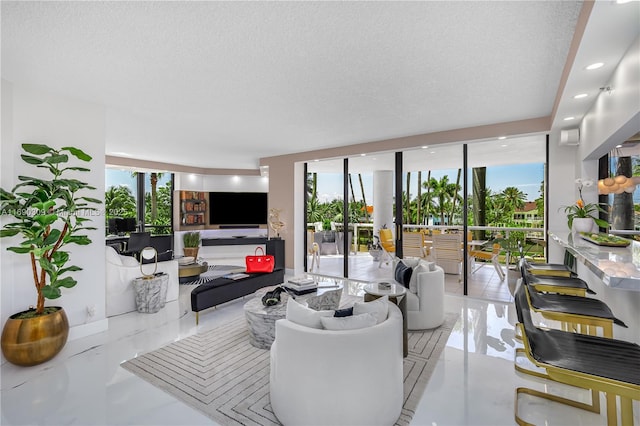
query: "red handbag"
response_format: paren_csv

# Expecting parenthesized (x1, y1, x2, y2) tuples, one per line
(245, 247, 275, 273)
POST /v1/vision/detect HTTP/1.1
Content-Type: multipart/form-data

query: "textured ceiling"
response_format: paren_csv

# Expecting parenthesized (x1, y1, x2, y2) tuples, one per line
(0, 1, 594, 170)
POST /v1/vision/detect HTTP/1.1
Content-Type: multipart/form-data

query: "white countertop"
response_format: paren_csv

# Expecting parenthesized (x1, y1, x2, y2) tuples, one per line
(548, 231, 640, 291)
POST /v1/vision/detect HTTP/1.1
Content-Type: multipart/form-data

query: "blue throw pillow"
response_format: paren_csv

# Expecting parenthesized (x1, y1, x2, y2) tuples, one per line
(334, 307, 353, 317)
(394, 262, 413, 288)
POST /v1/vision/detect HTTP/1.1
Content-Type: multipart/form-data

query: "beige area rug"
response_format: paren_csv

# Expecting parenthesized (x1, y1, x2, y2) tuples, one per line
(121, 312, 459, 426)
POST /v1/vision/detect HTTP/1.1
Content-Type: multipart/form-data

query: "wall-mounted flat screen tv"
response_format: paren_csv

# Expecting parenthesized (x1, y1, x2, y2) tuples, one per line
(209, 192, 268, 226)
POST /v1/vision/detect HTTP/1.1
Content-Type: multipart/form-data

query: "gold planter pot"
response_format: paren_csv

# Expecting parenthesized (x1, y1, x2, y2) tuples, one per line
(183, 247, 199, 259)
(1, 307, 69, 366)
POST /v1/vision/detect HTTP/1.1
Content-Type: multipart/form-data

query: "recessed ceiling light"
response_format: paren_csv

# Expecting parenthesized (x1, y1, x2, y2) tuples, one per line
(498, 136, 507, 140)
(616, 144, 623, 148)
(563, 116, 575, 121)
(501, 144, 508, 148)
(430, 151, 436, 154)
(421, 146, 428, 149)
(360, 153, 366, 157)
(573, 93, 588, 99)
(586, 62, 604, 70)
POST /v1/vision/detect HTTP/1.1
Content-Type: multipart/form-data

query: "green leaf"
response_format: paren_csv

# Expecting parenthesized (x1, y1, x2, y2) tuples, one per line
(20, 155, 44, 165)
(66, 235, 91, 245)
(62, 166, 91, 172)
(39, 256, 55, 272)
(0, 188, 17, 201)
(22, 144, 52, 155)
(33, 214, 58, 226)
(33, 200, 56, 212)
(51, 251, 69, 265)
(42, 285, 62, 299)
(44, 229, 62, 245)
(7, 246, 32, 254)
(45, 154, 69, 164)
(0, 229, 20, 237)
(53, 276, 77, 289)
(80, 196, 102, 204)
(62, 147, 92, 162)
(58, 265, 82, 274)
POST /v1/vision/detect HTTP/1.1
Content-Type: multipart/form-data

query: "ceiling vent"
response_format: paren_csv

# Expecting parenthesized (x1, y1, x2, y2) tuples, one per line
(559, 128, 580, 146)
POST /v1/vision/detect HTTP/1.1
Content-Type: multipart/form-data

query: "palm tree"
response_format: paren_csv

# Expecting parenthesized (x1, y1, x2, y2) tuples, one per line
(450, 169, 462, 224)
(472, 167, 487, 239)
(131, 171, 165, 223)
(420, 171, 434, 225)
(358, 174, 369, 222)
(429, 176, 454, 225)
(500, 186, 527, 213)
(416, 171, 422, 225)
(105, 185, 136, 219)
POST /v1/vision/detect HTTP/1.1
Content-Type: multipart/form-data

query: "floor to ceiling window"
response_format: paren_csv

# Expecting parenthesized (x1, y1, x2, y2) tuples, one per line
(302, 135, 547, 302)
(105, 168, 173, 235)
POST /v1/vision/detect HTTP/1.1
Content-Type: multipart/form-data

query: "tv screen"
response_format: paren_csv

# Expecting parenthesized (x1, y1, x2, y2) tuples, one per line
(209, 192, 267, 226)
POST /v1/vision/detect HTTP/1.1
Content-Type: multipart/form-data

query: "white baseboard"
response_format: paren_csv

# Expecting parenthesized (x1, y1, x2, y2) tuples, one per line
(68, 318, 108, 341)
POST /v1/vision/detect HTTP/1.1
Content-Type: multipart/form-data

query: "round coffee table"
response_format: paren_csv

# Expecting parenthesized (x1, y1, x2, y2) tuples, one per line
(178, 262, 208, 283)
(244, 290, 291, 349)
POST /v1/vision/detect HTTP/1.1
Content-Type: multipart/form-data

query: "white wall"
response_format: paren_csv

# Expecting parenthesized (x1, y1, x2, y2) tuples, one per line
(1, 80, 108, 342)
(174, 172, 268, 193)
(173, 172, 269, 255)
(580, 36, 640, 162)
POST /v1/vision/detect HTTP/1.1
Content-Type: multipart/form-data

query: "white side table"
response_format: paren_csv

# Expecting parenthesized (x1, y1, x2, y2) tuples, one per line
(132, 273, 169, 313)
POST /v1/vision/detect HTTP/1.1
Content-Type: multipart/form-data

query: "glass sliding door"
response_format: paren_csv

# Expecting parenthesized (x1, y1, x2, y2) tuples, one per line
(306, 159, 346, 277)
(348, 153, 395, 281)
(144, 172, 173, 235)
(403, 144, 464, 293)
(466, 135, 546, 299)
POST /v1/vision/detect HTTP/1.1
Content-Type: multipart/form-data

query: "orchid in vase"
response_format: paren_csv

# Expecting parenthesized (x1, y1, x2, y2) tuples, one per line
(562, 178, 608, 230)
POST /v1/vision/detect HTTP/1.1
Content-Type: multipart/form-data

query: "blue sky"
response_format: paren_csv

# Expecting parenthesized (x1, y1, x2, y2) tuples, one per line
(315, 163, 544, 204)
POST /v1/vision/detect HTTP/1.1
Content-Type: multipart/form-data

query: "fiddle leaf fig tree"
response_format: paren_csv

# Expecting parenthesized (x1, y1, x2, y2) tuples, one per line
(0, 144, 101, 317)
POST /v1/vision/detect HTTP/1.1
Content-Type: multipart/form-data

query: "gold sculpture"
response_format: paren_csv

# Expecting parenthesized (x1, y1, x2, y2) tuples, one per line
(269, 208, 285, 238)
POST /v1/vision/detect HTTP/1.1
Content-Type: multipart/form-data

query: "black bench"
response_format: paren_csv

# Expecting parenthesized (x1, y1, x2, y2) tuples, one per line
(191, 268, 284, 324)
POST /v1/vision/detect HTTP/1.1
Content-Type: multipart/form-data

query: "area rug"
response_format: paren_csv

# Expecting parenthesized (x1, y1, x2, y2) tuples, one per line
(179, 264, 246, 286)
(121, 311, 459, 426)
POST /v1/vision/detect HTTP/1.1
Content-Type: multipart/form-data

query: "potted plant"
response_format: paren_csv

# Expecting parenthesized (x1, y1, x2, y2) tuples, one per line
(0, 143, 101, 366)
(562, 178, 608, 232)
(182, 231, 201, 259)
(321, 219, 335, 243)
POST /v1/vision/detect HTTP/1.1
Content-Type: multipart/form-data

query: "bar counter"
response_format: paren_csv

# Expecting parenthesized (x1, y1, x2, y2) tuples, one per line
(548, 231, 640, 291)
(548, 231, 640, 343)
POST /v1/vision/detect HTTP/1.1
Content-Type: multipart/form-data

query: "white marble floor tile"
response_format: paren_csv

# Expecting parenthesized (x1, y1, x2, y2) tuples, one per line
(2, 284, 637, 425)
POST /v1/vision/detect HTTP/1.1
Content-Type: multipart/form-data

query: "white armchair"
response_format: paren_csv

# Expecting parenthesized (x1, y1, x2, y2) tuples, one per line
(270, 302, 403, 426)
(105, 246, 179, 317)
(395, 258, 445, 330)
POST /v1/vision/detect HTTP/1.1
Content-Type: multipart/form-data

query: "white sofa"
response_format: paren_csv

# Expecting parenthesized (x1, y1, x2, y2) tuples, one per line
(105, 246, 179, 317)
(396, 258, 445, 330)
(269, 302, 403, 426)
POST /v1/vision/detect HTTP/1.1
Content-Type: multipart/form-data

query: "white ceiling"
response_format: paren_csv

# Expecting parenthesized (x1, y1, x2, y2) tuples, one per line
(2, 1, 638, 171)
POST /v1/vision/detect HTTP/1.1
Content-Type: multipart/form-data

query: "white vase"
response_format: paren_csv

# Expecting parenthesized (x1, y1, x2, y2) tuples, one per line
(572, 217, 595, 234)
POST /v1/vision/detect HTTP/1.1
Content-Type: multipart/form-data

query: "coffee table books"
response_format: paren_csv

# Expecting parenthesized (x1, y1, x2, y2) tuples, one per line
(284, 277, 318, 295)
